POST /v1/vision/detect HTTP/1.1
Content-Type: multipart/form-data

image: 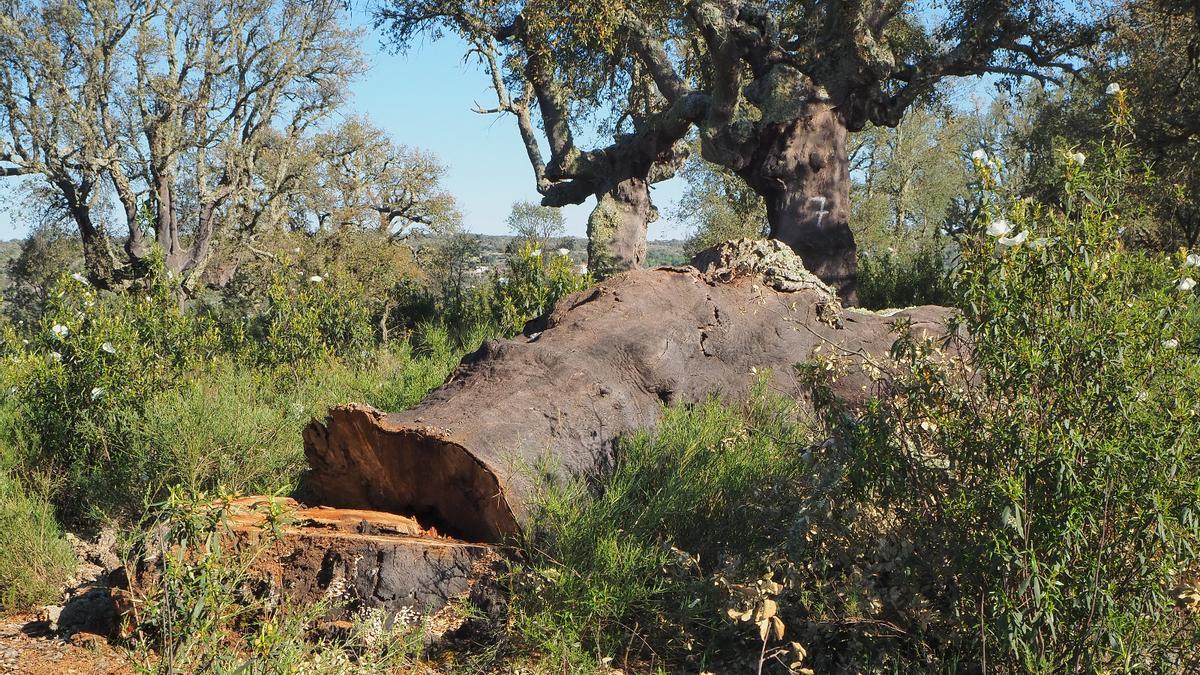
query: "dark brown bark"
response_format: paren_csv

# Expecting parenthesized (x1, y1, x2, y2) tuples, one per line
(586, 177, 653, 277)
(303, 240, 956, 545)
(60, 180, 118, 288)
(742, 106, 858, 305)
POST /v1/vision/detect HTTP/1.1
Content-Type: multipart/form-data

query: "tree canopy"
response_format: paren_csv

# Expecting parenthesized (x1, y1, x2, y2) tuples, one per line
(376, 0, 1110, 299)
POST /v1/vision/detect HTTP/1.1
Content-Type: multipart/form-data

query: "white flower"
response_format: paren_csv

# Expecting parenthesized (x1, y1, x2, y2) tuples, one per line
(1163, 339, 1180, 349)
(292, 247, 301, 254)
(308, 275, 323, 283)
(1178, 277, 1197, 292)
(971, 149, 988, 162)
(100, 342, 116, 354)
(51, 324, 69, 338)
(497, 277, 509, 285)
(1105, 82, 1122, 96)
(90, 386, 106, 401)
(1071, 152, 1086, 166)
(998, 231, 1030, 248)
(1185, 253, 1200, 268)
(557, 248, 571, 257)
(986, 219, 1012, 237)
(70, 272, 89, 285)
(530, 249, 542, 257)
(49, 351, 62, 362)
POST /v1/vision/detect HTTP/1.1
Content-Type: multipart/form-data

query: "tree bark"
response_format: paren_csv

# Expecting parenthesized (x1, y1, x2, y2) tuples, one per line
(586, 177, 654, 277)
(60, 181, 118, 288)
(742, 106, 859, 305)
(303, 240, 957, 545)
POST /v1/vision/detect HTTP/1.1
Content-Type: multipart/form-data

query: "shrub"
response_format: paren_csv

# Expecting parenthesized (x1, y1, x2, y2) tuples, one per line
(856, 242, 952, 309)
(486, 241, 591, 335)
(1, 264, 218, 522)
(798, 94, 1200, 670)
(0, 272, 463, 524)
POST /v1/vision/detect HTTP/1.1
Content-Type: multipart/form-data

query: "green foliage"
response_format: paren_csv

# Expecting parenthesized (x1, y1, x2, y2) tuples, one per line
(1, 261, 219, 522)
(486, 241, 592, 335)
(507, 386, 815, 672)
(244, 269, 375, 366)
(1, 223, 81, 327)
(130, 488, 422, 673)
(507, 201, 566, 249)
(849, 107, 974, 254)
(800, 100, 1200, 670)
(676, 153, 767, 258)
(0, 263, 463, 524)
(0, 471, 76, 611)
(856, 243, 952, 309)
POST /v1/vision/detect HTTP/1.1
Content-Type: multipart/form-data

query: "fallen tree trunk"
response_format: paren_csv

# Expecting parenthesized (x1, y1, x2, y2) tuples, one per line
(303, 240, 957, 546)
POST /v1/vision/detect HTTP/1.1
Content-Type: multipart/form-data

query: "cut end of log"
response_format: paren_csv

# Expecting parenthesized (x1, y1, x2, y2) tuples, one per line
(303, 405, 519, 544)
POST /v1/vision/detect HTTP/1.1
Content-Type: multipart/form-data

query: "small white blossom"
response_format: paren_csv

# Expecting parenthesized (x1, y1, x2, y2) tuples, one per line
(51, 324, 69, 338)
(100, 342, 116, 354)
(292, 247, 301, 254)
(971, 149, 988, 162)
(70, 272, 89, 285)
(530, 249, 542, 257)
(90, 386, 106, 401)
(1178, 277, 1197, 292)
(1185, 253, 1200, 268)
(998, 231, 1030, 248)
(986, 219, 1013, 237)
(49, 351, 62, 362)
(308, 275, 323, 283)
(498, 276, 509, 285)
(1105, 82, 1122, 96)
(557, 248, 571, 257)
(1163, 339, 1180, 349)
(1071, 152, 1087, 166)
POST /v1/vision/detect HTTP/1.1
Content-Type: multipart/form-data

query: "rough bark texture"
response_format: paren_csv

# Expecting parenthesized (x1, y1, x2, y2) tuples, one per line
(743, 106, 858, 305)
(586, 177, 653, 277)
(304, 239, 955, 545)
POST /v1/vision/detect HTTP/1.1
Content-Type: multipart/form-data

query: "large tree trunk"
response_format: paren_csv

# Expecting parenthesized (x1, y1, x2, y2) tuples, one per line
(586, 177, 653, 277)
(303, 240, 956, 545)
(742, 106, 858, 305)
(64, 193, 118, 289)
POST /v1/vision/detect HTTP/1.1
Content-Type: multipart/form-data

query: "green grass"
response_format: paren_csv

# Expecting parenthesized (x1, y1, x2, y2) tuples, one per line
(0, 471, 76, 611)
(505, 384, 817, 672)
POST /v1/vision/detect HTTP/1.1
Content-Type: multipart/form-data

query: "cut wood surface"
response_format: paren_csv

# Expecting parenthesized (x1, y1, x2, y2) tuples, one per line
(303, 240, 957, 545)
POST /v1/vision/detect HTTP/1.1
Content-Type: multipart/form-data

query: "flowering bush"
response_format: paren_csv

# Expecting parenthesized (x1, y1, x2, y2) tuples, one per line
(797, 92, 1200, 669)
(486, 241, 592, 335)
(0, 259, 219, 522)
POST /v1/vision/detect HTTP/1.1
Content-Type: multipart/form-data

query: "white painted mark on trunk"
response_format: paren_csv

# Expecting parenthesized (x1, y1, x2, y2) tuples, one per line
(808, 196, 830, 228)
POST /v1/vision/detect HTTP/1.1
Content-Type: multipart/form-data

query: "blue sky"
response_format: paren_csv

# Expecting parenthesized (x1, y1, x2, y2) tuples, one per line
(0, 17, 687, 241)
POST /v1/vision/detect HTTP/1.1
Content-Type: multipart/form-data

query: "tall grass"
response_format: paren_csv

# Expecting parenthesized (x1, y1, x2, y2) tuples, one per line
(0, 471, 76, 610)
(507, 384, 817, 672)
